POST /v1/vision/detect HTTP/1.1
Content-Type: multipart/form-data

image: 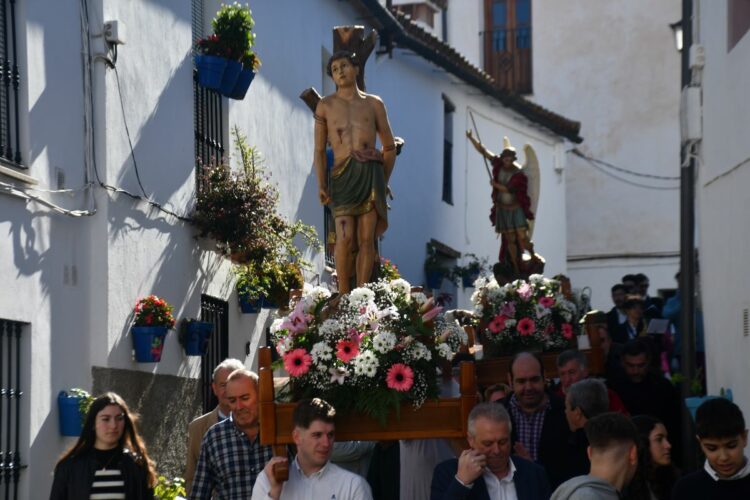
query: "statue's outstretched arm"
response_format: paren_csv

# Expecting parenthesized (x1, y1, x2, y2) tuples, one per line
(466, 130, 495, 161)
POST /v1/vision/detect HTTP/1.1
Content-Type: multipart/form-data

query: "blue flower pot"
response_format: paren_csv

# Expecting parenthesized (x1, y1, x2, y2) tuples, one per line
(58, 391, 84, 436)
(462, 271, 480, 288)
(239, 294, 262, 314)
(425, 270, 445, 289)
(183, 321, 213, 356)
(195, 55, 227, 90)
(131, 326, 168, 362)
(261, 296, 278, 309)
(685, 389, 733, 421)
(219, 60, 242, 96)
(228, 68, 256, 100)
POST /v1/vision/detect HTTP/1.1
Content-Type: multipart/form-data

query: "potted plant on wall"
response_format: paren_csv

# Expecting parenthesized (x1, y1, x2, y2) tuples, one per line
(424, 242, 450, 289)
(131, 295, 176, 362)
(194, 34, 229, 90)
(57, 388, 94, 436)
(229, 49, 261, 100)
(212, 3, 257, 96)
(179, 318, 214, 356)
(452, 253, 488, 288)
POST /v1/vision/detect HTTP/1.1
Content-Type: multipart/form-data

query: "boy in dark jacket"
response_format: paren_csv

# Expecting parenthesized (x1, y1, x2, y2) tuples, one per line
(671, 398, 750, 499)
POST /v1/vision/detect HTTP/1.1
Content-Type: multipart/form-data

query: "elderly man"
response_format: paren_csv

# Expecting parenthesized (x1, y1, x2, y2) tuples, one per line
(253, 398, 372, 500)
(560, 379, 610, 483)
(185, 358, 245, 494)
(554, 350, 627, 414)
(551, 413, 639, 500)
(431, 403, 550, 499)
(190, 369, 273, 499)
(499, 352, 570, 489)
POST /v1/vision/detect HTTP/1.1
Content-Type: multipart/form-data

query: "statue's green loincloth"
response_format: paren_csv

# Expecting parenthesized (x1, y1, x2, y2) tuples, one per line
(330, 156, 388, 238)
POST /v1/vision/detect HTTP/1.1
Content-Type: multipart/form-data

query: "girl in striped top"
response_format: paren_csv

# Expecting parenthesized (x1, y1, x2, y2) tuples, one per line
(50, 392, 156, 499)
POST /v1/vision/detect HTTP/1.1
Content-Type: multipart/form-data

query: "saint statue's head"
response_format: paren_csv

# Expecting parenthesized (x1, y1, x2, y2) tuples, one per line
(327, 51, 360, 89)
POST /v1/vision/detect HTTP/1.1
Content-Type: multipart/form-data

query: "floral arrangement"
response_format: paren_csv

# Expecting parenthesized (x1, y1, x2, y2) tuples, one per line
(133, 295, 176, 328)
(470, 274, 577, 354)
(271, 278, 468, 423)
(378, 257, 401, 281)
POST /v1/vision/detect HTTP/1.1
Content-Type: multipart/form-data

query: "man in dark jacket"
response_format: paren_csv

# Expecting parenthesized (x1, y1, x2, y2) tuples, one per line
(499, 352, 571, 489)
(561, 379, 610, 482)
(431, 402, 550, 499)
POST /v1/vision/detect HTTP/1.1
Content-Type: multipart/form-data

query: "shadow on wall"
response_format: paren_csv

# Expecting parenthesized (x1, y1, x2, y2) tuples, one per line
(92, 366, 202, 478)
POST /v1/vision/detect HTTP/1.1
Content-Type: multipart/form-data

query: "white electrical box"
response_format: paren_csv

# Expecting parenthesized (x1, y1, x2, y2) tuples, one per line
(680, 86, 702, 142)
(104, 20, 126, 45)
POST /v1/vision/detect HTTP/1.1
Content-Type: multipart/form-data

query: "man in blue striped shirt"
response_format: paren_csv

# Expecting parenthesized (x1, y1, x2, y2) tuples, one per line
(190, 369, 274, 499)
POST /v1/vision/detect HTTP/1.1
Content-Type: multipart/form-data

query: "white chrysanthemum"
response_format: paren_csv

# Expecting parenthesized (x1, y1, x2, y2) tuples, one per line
(348, 287, 375, 307)
(353, 351, 379, 376)
(411, 292, 428, 307)
(372, 331, 397, 354)
(389, 278, 411, 297)
(470, 290, 482, 306)
(270, 318, 285, 334)
(311, 341, 333, 364)
(505, 319, 517, 328)
(473, 275, 488, 289)
(319, 319, 342, 339)
(437, 342, 453, 360)
(411, 341, 432, 361)
(528, 274, 544, 285)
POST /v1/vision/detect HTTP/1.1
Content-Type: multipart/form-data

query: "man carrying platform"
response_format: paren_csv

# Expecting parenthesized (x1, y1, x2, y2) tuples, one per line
(252, 398, 372, 500)
(314, 51, 396, 294)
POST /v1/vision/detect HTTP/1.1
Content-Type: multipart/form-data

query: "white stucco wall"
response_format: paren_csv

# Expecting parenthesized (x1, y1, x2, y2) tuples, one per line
(696, 0, 750, 418)
(532, 0, 682, 303)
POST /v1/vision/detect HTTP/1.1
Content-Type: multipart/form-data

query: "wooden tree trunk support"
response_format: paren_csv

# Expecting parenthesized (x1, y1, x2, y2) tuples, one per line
(258, 346, 477, 446)
(470, 312, 606, 389)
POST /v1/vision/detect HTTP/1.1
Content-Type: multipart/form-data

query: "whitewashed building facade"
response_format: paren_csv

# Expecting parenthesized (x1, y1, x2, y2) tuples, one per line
(0, 0, 579, 496)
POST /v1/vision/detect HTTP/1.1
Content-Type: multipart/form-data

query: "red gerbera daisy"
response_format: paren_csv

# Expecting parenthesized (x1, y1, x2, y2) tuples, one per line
(561, 323, 574, 340)
(538, 296, 555, 308)
(283, 348, 312, 377)
(386, 363, 414, 392)
(488, 314, 508, 334)
(517, 317, 536, 336)
(336, 340, 359, 363)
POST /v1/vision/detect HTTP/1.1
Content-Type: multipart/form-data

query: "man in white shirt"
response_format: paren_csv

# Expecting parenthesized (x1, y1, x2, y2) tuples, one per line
(431, 403, 550, 499)
(252, 398, 372, 500)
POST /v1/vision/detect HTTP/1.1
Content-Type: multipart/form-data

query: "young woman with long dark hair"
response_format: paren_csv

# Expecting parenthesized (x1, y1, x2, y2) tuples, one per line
(50, 392, 156, 499)
(624, 415, 680, 500)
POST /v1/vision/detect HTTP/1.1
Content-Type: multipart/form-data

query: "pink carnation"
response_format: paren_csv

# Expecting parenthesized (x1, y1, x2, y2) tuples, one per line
(283, 348, 312, 377)
(386, 363, 414, 392)
(518, 283, 533, 301)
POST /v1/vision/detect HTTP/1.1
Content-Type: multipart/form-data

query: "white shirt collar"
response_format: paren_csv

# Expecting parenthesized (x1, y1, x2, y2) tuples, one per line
(704, 457, 750, 481)
(293, 456, 330, 479)
(483, 457, 517, 484)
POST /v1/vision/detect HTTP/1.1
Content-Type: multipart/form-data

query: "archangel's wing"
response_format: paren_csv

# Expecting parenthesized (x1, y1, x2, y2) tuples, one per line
(522, 143, 540, 238)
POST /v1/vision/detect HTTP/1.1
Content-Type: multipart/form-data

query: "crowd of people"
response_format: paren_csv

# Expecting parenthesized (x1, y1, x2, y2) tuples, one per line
(48, 273, 741, 499)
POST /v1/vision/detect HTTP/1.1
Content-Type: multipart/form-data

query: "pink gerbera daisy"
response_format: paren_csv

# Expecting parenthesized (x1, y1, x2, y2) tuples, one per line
(538, 296, 555, 308)
(283, 348, 312, 377)
(336, 339, 359, 363)
(488, 314, 508, 334)
(561, 323, 574, 340)
(517, 317, 536, 336)
(386, 363, 414, 392)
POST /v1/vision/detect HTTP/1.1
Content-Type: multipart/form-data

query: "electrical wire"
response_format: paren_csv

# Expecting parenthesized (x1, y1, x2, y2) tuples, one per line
(570, 148, 681, 180)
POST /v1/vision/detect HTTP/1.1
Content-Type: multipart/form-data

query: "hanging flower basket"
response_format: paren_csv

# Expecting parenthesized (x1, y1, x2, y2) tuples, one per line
(132, 326, 169, 362)
(228, 68, 256, 100)
(239, 294, 263, 314)
(219, 59, 243, 96)
(180, 321, 214, 356)
(195, 54, 227, 90)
